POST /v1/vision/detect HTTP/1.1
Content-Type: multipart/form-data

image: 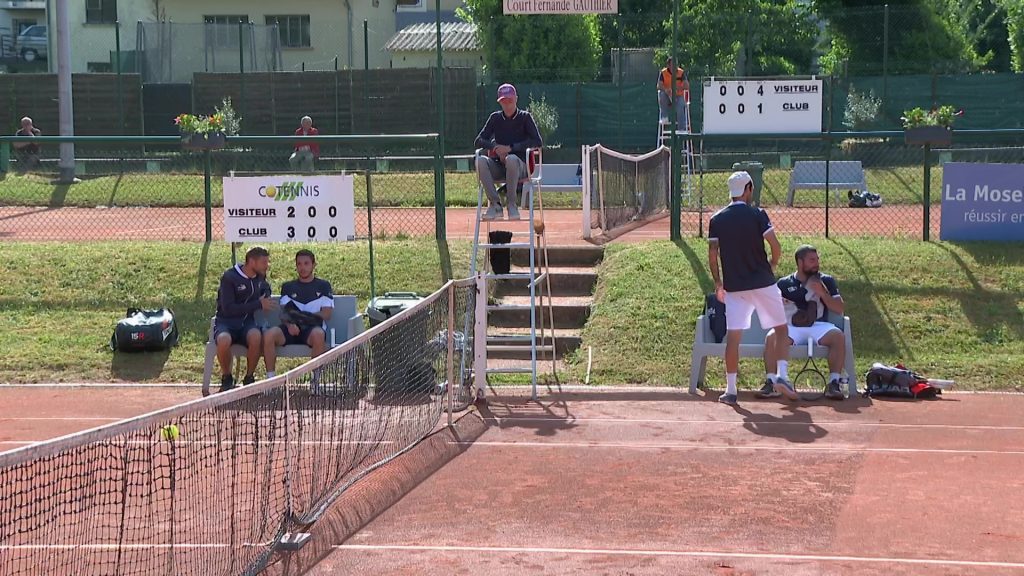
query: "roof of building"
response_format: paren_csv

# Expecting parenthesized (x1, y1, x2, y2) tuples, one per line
(384, 22, 479, 53)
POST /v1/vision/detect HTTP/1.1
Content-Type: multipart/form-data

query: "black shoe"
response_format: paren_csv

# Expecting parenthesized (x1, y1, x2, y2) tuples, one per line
(754, 378, 782, 399)
(242, 374, 256, 386)
(219, 374, 235, 393)
(824, 379, 845, 400)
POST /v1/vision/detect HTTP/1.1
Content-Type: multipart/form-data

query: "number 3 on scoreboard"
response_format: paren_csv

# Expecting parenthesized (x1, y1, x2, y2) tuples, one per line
(287, 226, 295, 238)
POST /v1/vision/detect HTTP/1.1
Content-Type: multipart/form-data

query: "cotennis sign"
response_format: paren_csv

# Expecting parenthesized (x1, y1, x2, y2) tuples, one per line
(702, 78, 823, 134)
(223, 175, 355, 242)
(503, 0, 617, 14)
(940, 162, 1024, 241)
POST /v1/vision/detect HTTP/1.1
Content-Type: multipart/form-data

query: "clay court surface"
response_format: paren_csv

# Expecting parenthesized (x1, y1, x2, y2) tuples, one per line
(0, 205, 937, 242)
(2, 385, 1022, 575)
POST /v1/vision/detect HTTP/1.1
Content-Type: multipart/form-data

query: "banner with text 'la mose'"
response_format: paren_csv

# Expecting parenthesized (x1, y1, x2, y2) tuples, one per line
(941, 163, 1024, 242)
(223, 175, 355, 243)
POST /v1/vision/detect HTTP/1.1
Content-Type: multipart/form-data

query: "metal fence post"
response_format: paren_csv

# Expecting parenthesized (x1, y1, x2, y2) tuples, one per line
(366, 170, 377, 300)
(238, 19, 246, 128)
(434, 1, 447, 241)
(825, 137, 831, 239)
(115, 21, 124, 135)
(923, 144, 931, 241)
(670, 2, 681, 241)
(204, 150, 213, 242)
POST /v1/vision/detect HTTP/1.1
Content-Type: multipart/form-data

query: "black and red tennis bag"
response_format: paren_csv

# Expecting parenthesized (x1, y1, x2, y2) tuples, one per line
(110, 308, 179, 352)
(863, 362, 940, 399)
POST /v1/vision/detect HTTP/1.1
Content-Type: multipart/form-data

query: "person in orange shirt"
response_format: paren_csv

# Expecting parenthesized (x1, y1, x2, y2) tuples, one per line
(289, 116, 320, 173)
(657, 57, 690, 131)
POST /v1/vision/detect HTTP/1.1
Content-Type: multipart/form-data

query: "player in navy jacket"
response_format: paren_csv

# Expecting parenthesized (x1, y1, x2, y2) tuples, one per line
(262, 249, 334, 380)
(214, 245, 277, 392)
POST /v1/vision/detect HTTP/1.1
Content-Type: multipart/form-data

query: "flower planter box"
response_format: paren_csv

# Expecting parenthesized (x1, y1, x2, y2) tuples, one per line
(904, 126, 952, 147)
(182, 132, 227, 151)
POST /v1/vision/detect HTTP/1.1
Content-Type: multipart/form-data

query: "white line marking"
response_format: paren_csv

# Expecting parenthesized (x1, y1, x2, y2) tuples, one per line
(333, 544, 1024, 569)
(482, 416, 1024, 431)
(453, 440, 1024, 456)
(0, 417, 122, 422)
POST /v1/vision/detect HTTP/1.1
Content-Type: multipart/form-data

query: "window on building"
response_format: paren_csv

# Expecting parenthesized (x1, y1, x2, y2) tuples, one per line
(396, 0, 426, 12)
(204, 15, 249, 49)
(85, 0, 117, 24)
(87, 61, 113, 72)
(265, 15, 311, 48)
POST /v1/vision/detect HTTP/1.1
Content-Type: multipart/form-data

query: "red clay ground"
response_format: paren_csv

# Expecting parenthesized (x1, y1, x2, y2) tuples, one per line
(3, 385, 1022, 575)
(0, 205, 940, 242)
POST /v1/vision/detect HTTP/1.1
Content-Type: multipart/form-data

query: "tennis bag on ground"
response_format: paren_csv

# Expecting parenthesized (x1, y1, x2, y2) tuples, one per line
(110, 308, 179, 352)
(863, 362, 940, 399)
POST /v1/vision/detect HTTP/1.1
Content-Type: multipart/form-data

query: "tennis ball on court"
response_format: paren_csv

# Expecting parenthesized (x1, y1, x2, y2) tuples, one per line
(160, 424, 180, 442)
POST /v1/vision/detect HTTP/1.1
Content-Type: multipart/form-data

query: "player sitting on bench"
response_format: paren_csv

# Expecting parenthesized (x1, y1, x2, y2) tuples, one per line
(759, 245, 847, 401)
(263, 249, 334, 379)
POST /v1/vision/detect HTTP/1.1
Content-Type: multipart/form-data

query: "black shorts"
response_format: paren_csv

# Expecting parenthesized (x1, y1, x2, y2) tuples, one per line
(280, 324, 324, 346)
(214, 320, 260, 346)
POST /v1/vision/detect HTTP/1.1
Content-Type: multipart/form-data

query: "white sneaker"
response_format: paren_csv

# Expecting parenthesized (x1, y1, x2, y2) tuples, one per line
(507, 205, 521, 220)
(483, 204, 503, 221)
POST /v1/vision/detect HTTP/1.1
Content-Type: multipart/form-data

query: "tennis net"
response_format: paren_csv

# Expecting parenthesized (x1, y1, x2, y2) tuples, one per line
(0, 279, 476, 576)
(583, 144, 671, 238)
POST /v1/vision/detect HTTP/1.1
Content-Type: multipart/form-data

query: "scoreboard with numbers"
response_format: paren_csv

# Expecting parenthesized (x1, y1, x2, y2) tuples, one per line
(222, 175, 356, 243)
(702, 78, 823, 134)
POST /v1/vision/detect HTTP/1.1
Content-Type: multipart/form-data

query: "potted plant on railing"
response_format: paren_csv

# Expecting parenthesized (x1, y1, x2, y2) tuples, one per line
(176, 112, 227, 150)
(901, 105, 962, 147)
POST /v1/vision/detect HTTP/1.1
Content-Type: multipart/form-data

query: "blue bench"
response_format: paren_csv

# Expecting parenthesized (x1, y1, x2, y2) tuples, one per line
(689, 309, 857, 397)
(787, 160, 867, 206)
(201, 295, 363, 396)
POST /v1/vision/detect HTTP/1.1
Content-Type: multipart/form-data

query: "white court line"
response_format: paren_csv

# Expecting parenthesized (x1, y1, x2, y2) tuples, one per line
(453, 440, 1024, 456)
(333, 544, 1024, 569)
(482, 416, 1024, 431)
(0, 417, 122, 422)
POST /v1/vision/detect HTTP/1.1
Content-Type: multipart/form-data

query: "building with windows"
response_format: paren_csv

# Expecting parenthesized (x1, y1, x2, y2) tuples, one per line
(39, 0, 473, 76)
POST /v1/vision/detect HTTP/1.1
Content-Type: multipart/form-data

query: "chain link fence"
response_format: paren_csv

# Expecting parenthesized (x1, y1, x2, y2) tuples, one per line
(0, 135, 445, 241)
(679, 130, 1024, 240)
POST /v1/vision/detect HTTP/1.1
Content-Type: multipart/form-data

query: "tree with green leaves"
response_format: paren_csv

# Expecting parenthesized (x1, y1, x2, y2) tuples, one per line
(815, 0, 982, 75)
(664, 0, 819, 77)
(458, 0, 602, 83)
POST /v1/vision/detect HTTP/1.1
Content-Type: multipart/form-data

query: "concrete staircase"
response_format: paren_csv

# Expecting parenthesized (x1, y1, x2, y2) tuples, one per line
(486, 245, 603, 366)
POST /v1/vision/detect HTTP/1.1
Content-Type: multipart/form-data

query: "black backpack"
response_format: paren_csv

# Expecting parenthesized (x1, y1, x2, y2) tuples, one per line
(110, 308, 179, 352)
(705, 293, 727, 343)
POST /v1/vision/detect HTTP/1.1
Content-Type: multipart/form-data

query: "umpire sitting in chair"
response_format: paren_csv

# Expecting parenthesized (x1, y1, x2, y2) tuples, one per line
(474, 83, 543, 221)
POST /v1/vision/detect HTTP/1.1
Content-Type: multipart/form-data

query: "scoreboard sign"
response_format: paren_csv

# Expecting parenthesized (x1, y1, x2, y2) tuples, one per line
(223, 175, 355, 243)
(702, 78, 823, 134)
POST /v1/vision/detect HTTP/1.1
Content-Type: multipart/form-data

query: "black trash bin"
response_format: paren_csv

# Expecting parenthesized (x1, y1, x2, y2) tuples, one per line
(365, 292, 436, 400)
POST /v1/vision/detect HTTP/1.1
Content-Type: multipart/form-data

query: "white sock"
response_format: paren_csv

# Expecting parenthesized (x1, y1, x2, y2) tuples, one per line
(266, 371, 276, 378)
(777, 361, 789, 380)
(766, 373, 777, 383)
(726, 373, 738, 395)
(830, 372, 841, 383)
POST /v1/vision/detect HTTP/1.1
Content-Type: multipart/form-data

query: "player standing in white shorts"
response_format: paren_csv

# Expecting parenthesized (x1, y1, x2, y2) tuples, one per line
(707, 172, 797, 405)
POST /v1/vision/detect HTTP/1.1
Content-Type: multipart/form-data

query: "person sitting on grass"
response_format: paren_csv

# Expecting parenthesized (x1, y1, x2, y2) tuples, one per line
(262, 249, 334, 383)
(758, 245, 847, 401)
(214, 246, 276, 393)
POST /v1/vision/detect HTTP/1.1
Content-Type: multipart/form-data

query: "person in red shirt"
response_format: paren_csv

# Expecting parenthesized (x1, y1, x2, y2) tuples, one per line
(289, 116, 319, 173)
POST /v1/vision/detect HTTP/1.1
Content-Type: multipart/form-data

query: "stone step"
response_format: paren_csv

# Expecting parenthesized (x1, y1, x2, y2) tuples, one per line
(488, 303, 589, 329)
(510, 245, 604, 268)
(485, 334, 582, 359)
(492, 270, 597, 297)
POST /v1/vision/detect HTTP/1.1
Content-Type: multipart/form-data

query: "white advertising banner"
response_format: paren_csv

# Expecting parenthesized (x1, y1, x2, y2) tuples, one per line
(222, 175, 355, 243)
(503, 0, 618, 14)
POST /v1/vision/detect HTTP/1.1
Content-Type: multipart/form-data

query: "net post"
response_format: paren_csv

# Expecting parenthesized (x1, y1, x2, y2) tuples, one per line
(581, 144, 591, 239)
(474, 272, 487, 395)
(446, 285, 455, 427)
